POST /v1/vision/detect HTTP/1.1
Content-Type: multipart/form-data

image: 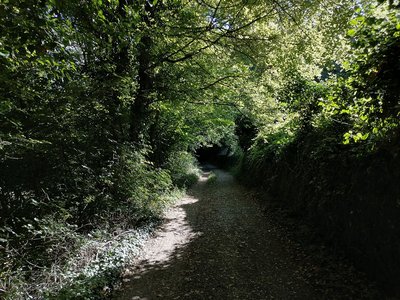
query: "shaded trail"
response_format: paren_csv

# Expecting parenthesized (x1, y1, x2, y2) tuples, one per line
(113, 167, 376, 300)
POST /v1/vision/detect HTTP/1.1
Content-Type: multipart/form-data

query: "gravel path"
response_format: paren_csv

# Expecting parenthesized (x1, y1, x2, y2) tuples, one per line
(113, 166, 377, 300)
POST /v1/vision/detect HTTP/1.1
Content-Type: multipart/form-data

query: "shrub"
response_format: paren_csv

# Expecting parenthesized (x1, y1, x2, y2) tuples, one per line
(206, 172, 218, 185)
(165, 151, 200, 188)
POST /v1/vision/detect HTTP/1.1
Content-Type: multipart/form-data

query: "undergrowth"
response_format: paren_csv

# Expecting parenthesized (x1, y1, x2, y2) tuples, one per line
(165, 151, 201, 188)
(0, 149, 198, 299)
(206, 172, 218, 185)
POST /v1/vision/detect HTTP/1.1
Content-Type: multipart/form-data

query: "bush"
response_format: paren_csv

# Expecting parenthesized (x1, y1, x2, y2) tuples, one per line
(206, 172, 218, 185)
(165, 151, 200, 188)
(0, 144, 182, 299)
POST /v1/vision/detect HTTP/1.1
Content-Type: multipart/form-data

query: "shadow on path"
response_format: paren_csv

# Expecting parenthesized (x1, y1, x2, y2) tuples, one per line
(113, 167, 321, 300)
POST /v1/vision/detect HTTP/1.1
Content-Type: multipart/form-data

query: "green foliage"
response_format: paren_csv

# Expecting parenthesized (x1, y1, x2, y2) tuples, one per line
(43, 224, 156, 300)
(2, 0, 400, 297)
(319, 3, 400, 147)
(278, 74, 328, 130)
(206, 172, 218, 185)
(165, 151, 200, 188)
(0, 218, 160, 299)
(113, 146, 175, 219)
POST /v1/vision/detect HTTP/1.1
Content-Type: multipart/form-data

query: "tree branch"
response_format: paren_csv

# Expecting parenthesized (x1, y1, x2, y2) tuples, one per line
(160, 8, 275, 65)
(200, 75, 241, 90)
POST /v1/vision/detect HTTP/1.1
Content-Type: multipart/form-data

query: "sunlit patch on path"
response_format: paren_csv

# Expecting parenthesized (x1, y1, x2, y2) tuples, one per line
(118, 194, 202, 282)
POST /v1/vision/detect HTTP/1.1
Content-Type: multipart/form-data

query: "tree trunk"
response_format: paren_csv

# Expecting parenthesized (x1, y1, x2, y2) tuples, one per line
(130, 3, 154, 144)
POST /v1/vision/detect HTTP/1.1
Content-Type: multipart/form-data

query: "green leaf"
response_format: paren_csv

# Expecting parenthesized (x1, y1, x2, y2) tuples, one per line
(98, 9, 105, 20)
(347, 29, 356, 37)
(361, 133, 369, 140)
(349, 19, 358, 26)
(0, 49, 9, 58)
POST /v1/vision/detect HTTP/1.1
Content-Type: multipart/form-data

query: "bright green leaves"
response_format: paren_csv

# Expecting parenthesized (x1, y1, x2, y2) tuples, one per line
(347, 13, 363, 37)
(343, 131, 370, 145)
(350, 15, 366, 26)
(310, 2, 400, 147)
(347, 29, 356, 37)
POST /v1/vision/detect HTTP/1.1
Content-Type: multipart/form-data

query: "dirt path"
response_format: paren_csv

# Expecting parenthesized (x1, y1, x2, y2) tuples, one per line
(113, 167, 377, 300)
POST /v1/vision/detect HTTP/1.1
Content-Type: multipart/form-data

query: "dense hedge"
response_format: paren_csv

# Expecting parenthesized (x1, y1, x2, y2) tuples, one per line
(239, 127, 400, 294)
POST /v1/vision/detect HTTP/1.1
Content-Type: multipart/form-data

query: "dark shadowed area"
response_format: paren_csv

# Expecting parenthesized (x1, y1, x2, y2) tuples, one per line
(113, 168, 378, 300)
